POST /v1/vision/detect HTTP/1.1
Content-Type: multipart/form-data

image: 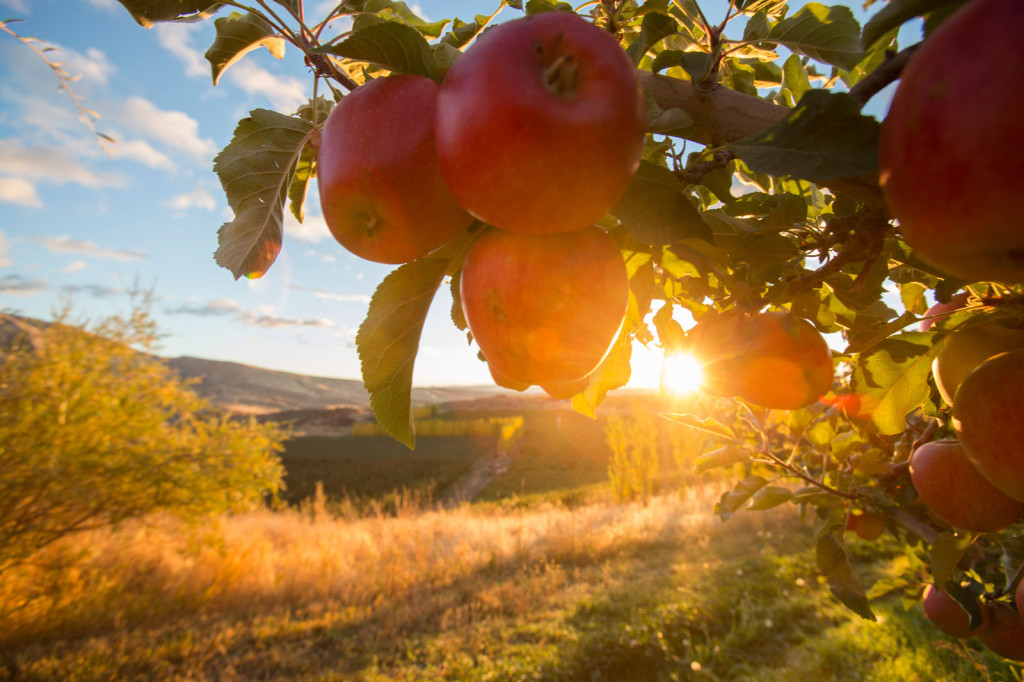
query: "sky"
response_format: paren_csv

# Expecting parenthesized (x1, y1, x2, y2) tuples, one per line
(0, 0, 903, 390)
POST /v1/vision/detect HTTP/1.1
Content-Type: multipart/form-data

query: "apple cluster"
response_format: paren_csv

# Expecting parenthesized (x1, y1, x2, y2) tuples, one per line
(908, 296, 1024, 658)
(316, 11, 647, 395)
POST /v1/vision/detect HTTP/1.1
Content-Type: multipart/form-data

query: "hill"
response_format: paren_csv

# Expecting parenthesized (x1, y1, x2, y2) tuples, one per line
(0, 313, 525, 416)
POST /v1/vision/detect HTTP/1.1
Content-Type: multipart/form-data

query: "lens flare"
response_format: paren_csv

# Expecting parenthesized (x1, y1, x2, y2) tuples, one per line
(660, 353, 704, 396)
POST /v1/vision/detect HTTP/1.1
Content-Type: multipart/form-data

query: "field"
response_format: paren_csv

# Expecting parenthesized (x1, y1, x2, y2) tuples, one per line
(2, 408, 1022, 680)
(277, 434, 492, 510)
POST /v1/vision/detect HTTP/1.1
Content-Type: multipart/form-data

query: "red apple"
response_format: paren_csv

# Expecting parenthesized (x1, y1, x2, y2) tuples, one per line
(879, 0, 1024, 284)
(923, 584, 990, 639)
(909, 440, 1024, 533)
(460, 225, 628, 389)
(918, 292, 969, 332)
(845, 510, 886, 541)
(436, 12, 646, 235)
(954, 349, 1024, 501)
(318, 75, 474, 264)
(980, 602, 1024, 661)
(687, 311, 834, 410)
(932, 323, 1024, 406)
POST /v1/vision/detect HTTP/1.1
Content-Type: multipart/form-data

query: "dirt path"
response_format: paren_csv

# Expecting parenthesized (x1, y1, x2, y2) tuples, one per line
(438, 450, 509, 509)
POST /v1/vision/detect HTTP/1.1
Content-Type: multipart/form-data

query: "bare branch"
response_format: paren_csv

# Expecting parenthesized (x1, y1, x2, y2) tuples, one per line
(0, 20, 114, 147)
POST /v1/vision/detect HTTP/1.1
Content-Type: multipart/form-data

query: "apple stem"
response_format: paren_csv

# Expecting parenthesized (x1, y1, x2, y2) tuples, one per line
(543, 54, 579, 98)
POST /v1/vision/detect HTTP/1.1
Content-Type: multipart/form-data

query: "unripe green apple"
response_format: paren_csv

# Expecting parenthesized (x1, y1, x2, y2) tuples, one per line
(980, 603, 1024, 661)
(436, 12, 646, 235)
(922, 584, 990, 639)
(909, 440, 1024, 533)
(318, 75, 474, 264)
(954, 350, 1024, 501)
(879, 0, 1024, 283)
(932, 324, 1024, 406)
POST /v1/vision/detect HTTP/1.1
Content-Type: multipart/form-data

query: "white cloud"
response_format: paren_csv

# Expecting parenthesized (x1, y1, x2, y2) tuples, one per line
(165, 298, 242, 316)
(33, 235, 146, 261)
(242, 312, 333, 329)
(154, 22, 307, 113)
(0, 0, 29, 14)
(154, 23, 208, 79)
(226, 60, 307, 113)
(0, 230, 11, 266)
(0, 177, 42, 208)
(165, 188, 218, 211)
(61, 283, 125, 298)
(112, 97, 217, 162)
(82, 0, 119, 9)
(0, 138, 127, 188)
(0, 274, 47, 296)
(64, 47, 116, 87)
(289, 284, 370, 303)
(284, 210, 332, 243)
(63, 260, 87, 273)
(109, 138, 175, 171)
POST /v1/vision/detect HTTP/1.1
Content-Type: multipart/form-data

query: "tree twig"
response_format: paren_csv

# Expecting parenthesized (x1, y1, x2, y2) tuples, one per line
(0, 20, 113, 146)
(849, 45, 919, 107)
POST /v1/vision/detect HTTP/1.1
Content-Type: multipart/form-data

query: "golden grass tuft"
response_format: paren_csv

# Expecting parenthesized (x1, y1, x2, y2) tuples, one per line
(0, 483, 727, 647)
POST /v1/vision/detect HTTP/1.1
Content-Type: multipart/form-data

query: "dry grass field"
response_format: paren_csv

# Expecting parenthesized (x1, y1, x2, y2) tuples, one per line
(2, 480, 1018, 681)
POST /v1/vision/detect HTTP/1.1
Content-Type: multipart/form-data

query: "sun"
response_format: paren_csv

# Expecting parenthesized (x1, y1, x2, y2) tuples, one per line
(660, 353, 705, 396)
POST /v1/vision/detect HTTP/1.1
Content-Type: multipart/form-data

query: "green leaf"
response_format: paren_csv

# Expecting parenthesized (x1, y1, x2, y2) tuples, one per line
(205, 11, 283, 86)
(861, 0, 964, 49)
(361, 0, 450, 38)
(850, 332, 941, 435)
(817, 533, 876, 620)
(116, 0, 222, 27)
(943, 580, 988, 632)
(213, 109, 313, 280)
(767, 3, 865, 70)
(693, 445, 751, 475)
(841, 27, 897, 89)
(319, 20, 437, 79)
(651, 50, 710, 80)
(781, 53, 811, 105)
(449, 270, 468, 335)
(715, 475, 768, 520)
(644, 90, 695, 136)
(287, 142, 315, 224)
(289, 96, 333, 224)
(572, 331, 632, 419)
(900, 282, 929, 315)
(731, 90, 879, 183)
(356, 258, 449, 449)
(747, 485, 794, 510)
(844, 311, 922, 355)
(525, 0, 573, 14)
(930, 532, 975, 587)
(611, 161, 712, 246)
(662, 413, 738, 441)
(442, 14, 496, 48)
(627, 12, 678, 65)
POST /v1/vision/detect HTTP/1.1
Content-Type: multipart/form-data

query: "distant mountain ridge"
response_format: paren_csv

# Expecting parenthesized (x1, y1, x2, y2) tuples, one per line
(166, 355, 510, 415)
(0, 313, 514, 416)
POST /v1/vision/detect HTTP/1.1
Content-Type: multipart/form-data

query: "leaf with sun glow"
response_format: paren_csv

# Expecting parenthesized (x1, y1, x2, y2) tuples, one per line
(660, 353, 705, 396)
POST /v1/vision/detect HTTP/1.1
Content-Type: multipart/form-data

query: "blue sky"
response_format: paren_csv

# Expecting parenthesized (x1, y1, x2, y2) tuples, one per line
(0, 0, 901, 389)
